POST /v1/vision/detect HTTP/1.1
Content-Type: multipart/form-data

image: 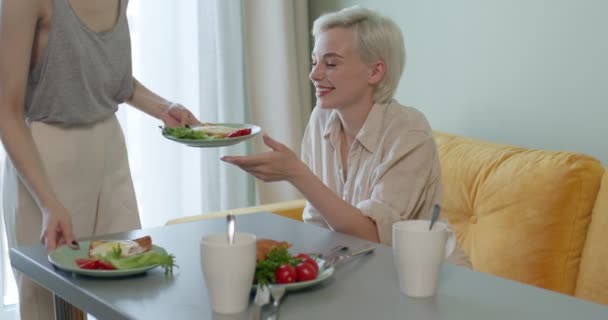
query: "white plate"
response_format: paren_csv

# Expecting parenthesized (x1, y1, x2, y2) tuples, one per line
(162, 123, 261, 148)
(48, 241, 168, 278)
(252, 258, 334, 292)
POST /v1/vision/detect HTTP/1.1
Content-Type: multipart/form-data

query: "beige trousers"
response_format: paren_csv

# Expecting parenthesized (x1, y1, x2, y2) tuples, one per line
(2, 115, 141, 320)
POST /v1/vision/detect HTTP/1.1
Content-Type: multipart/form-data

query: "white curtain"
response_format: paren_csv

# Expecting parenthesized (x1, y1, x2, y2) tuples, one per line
(243, 0, 312, 204)
(122, 0, 255, 228)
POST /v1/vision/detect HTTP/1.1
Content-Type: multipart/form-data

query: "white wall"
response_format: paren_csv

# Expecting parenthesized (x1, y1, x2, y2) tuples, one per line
(310, 0, 607, 165)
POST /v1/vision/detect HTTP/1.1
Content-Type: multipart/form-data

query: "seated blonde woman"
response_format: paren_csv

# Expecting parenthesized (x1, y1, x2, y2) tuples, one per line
(222, 6, 470, 267)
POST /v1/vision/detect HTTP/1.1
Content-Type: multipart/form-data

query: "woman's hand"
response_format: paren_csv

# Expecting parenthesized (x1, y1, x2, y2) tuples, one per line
(160, 103, 202, 128)
(221, 134, 308, 182)
(40, 205, 78, 252)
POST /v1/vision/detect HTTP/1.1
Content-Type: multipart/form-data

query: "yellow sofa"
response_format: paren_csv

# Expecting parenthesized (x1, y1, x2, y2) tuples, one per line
(433, 132, 607, 306)
(167, 132, 607, 305)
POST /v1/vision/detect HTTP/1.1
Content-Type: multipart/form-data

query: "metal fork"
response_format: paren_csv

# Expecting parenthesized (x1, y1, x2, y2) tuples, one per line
(314, 245, 348, 260)
(267, 285, 286, 320)
(325, 245, 377, 269)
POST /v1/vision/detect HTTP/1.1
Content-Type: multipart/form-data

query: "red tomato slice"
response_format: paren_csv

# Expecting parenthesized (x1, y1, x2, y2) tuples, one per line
(226, 128, 252, 138)
(76, 258, 100, 270)
(75, 258, 95, 267)
(275, 264, 296, 284)
(97, 260, 116, 270)
(295, 262, 317, 282)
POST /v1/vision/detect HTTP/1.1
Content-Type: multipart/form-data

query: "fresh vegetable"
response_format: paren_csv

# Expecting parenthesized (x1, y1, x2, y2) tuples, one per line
(295, 262, 317, 282)
(76, 258, 100, 270)
(75, 245, 177, 275)
(161, 126, 209, 140)
(75, 258, 116, 270)
(226, 128, 252, 138)
(100, 246, 177, 275)
(294, 253, 318, 273)
(254, 246, 321, 286)
(97, 260, 117, 270)
(254, 246, 299, 286)
(275, 264, 297, 284)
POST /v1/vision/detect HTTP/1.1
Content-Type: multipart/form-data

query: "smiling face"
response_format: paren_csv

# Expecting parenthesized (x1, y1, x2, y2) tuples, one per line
(310, 27, 383, 110)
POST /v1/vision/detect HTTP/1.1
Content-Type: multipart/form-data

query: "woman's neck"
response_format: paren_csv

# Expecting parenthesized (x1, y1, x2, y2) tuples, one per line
(336, 99, 375, 140)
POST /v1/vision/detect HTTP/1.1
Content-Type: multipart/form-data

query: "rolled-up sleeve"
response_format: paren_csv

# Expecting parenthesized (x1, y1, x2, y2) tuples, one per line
(357, 133, 441, 245)
(356, 199, 397, 244)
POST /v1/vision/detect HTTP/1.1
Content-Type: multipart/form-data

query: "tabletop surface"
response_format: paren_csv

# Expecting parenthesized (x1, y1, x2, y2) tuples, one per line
(10, 212, 608, 320)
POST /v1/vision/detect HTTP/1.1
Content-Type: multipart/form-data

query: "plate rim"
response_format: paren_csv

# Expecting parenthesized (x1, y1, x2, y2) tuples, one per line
(48, 240, 167, 277)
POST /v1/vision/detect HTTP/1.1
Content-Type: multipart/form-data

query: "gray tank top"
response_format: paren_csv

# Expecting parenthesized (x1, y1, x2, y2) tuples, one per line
(25, 0, 133, 126)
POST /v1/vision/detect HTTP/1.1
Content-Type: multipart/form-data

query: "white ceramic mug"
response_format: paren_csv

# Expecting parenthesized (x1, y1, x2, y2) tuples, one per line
(392, 220, 456, 298)
(200, 232, 257, 314)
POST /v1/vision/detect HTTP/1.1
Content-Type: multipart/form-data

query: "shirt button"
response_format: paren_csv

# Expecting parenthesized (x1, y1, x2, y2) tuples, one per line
(470, 215, 478, 224)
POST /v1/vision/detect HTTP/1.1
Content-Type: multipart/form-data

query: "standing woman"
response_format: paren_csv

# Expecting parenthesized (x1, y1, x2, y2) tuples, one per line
(0, 0, 199, 318)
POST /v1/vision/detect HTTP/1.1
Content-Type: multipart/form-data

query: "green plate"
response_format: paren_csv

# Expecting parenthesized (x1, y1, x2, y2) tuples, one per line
(48, 240, 167, 278)
(252, 258, 334, 292)
(162, 123, 261, 148)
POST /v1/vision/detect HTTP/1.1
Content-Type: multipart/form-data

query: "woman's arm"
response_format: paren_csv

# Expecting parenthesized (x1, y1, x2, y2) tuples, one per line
(290, 165, 380, 242)
(125, 78, 201, 127)
(0, 0, 76, 251)
(221, 134, 380, 242)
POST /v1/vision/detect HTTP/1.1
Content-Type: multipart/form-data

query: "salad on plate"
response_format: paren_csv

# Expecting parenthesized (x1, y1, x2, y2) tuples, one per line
(48, 236, 176, 277)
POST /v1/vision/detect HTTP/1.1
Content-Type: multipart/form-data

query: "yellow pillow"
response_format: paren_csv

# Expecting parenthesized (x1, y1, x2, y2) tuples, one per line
(434, 132, 604, 295)
(575, 169, 608, 304)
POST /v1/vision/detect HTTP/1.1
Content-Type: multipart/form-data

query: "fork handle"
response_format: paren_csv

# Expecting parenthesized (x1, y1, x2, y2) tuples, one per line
(349, 245, 377, 257)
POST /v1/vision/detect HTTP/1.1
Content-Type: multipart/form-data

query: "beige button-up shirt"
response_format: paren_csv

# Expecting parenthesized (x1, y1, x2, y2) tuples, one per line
(301, 100, 471, 267)
(301, 99, 442, 245)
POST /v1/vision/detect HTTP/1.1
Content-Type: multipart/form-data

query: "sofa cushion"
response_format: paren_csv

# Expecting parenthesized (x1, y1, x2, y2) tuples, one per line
(434, 132, 604, 294)
(575, 169, 608, 304)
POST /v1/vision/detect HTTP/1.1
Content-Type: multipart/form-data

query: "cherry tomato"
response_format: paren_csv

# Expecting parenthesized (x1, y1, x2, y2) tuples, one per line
(295, 262, 317, 282)
(275, 264, 296, 284)
(295, 254, 318, 273)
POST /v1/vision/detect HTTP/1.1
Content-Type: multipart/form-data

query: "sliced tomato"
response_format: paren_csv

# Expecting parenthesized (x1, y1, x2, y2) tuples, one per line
(97, 260, 116, 270)
(76, 258, 100, 270)
(226, 128, 252, 138)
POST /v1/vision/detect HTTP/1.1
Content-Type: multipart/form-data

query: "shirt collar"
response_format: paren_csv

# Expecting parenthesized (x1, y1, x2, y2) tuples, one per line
(321, 100, 391, 153)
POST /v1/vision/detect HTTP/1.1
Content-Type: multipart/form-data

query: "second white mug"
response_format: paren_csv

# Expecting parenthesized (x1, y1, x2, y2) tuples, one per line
(392, 220, 455, 298)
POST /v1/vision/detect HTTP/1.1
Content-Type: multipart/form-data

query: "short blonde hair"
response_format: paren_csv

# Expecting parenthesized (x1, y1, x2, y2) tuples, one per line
(312, 6, 405, 104)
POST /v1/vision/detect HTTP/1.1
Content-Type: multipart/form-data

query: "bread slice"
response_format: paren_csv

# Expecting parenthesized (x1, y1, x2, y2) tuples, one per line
(256, 239, 291, 262)
(88, 236, 152, 258)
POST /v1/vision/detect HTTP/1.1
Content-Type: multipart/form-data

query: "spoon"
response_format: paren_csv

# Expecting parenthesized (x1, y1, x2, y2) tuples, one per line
(226, 214, 235, 245)
(429, 204, 440, 230)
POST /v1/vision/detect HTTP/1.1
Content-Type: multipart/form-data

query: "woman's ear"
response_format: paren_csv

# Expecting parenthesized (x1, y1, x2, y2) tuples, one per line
(368, 60, 386, 85)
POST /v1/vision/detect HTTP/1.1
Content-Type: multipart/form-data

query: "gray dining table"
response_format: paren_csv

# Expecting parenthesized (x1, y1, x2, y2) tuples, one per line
(10, 212, 608, 320)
